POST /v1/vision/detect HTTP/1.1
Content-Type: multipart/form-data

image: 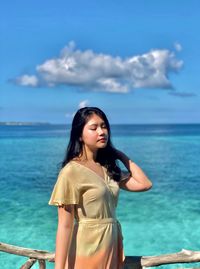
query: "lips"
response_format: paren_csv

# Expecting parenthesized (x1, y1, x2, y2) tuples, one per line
(98, 137, 107, 142)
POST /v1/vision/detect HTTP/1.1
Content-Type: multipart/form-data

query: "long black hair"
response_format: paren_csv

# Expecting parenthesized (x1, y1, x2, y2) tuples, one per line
(62, 107, 121, 182)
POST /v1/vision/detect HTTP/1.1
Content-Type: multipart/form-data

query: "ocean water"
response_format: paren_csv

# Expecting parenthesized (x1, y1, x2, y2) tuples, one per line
(0, 124, 200, 269)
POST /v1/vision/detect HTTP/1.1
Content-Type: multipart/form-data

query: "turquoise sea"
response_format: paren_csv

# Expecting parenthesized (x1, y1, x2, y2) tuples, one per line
(0, 124, 200, 269)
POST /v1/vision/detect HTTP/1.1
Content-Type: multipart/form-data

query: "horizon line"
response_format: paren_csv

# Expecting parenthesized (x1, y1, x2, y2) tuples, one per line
(0, 121, 200, 126)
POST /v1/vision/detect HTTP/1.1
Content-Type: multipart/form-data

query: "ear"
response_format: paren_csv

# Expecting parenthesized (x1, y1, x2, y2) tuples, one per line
(79, 137, 82, 142)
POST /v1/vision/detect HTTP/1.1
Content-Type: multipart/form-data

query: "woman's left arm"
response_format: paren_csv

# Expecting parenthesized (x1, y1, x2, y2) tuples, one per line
(115, 149, 153, 192)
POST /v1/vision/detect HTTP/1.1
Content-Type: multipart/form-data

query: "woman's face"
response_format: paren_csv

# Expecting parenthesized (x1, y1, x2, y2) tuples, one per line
(81, 113, 109, 151)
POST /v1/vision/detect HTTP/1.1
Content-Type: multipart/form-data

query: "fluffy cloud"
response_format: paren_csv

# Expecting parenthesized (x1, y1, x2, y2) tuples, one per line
(78, 100, 90, 108)
(15, 41, 183, 93)
(174, 42, 182, 52)
(15, 75, 39, 87)
(65, 99, 90, 119)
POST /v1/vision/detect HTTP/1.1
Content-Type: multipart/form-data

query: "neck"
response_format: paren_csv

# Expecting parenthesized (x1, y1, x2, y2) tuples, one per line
(81, 145, 97, 162)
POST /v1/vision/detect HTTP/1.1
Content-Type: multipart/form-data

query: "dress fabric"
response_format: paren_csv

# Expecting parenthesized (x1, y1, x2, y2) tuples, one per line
(49, 161, 125, 269)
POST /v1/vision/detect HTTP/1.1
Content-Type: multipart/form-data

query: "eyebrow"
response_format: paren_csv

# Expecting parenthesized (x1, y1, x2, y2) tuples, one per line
(88, 122, 106, 126)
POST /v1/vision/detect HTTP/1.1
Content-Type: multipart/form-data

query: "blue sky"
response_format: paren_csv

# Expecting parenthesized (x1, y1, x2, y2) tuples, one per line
(1, 0, 200, 124)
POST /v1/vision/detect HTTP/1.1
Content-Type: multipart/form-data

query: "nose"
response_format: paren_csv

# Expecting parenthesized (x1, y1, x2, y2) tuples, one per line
(97, 127, 105, 135)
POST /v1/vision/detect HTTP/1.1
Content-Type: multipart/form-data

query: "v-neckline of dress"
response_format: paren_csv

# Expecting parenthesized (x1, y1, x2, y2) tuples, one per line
(71, 160, 106, 181)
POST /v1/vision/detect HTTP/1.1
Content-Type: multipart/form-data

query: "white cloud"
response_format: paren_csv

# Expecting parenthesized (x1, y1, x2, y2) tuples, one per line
(65, 99, 90, 120)
(97, 78, 128, 93)
(15, 42, 183, 93)
(174, 42, 182, 52)
(16, 75, 39, 87)
(78, 100, 89, 108)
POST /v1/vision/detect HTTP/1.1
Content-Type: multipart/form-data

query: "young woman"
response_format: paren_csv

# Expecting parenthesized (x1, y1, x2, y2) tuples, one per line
(49, 107, 152, 269)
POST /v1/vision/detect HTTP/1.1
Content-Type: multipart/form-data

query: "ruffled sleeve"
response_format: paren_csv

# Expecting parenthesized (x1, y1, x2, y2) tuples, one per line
(48, 164, 80, 206)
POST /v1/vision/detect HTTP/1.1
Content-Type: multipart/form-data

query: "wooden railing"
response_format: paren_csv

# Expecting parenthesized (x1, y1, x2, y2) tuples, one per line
(1, 242, 200, 269)
(0, 242, 54, 269)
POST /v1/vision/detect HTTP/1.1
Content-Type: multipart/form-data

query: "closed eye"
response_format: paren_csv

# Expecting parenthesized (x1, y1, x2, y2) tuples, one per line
(88, 123, 107, 130)
(101, 124, 107, 129)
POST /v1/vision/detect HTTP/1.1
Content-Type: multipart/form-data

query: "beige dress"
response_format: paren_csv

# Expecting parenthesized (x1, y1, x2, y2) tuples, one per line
(49, 161, 125, 269)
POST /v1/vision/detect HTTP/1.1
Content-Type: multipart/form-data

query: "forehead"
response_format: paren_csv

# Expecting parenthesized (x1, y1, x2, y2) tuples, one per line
(85, 114, 105, 125)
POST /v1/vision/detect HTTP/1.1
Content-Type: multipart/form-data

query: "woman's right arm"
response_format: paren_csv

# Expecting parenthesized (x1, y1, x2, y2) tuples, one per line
(55, 205, 74, 269)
